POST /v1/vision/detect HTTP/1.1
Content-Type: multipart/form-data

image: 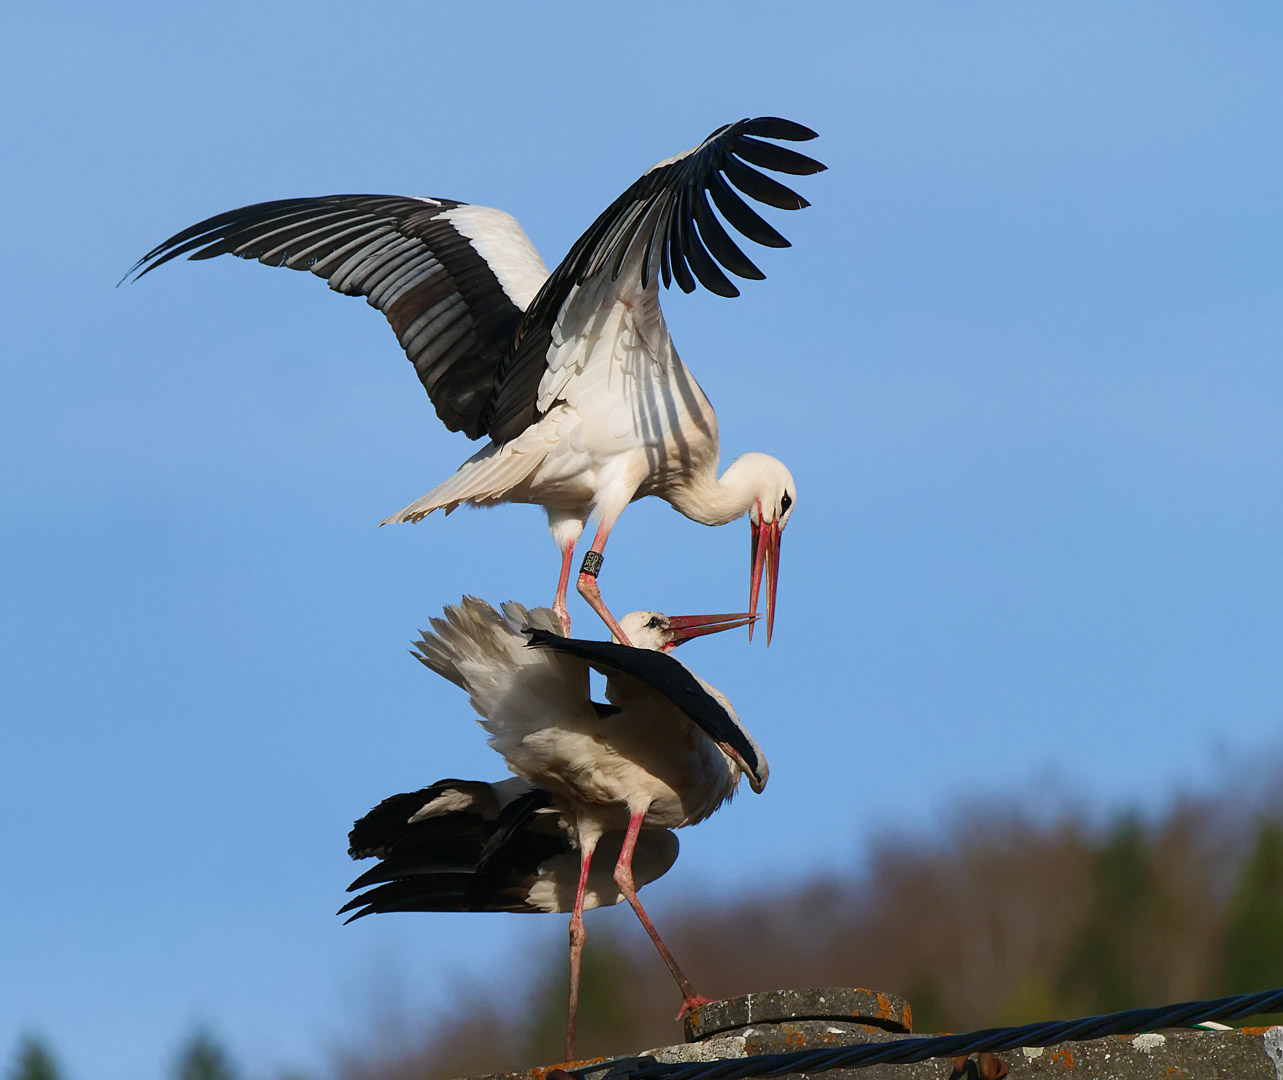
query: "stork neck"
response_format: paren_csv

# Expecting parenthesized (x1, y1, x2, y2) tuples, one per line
(669, 454, 772, 527)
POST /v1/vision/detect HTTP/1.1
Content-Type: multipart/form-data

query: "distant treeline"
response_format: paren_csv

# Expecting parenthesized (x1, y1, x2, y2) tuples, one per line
(6, 1029, 256, 1080)
(13, 782, 1283, 1080)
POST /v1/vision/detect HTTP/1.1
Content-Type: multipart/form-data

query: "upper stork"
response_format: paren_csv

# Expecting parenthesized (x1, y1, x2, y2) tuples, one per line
(127, 118, 824, 645)
(374, 597, 767, 1060)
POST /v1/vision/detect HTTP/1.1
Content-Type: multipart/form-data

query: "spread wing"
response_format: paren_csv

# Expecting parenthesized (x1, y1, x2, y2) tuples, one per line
(126, 195, 549, 439)
(524, 629, 767, 792)
(127, 117, 822, 446)
(483, 116, 826, 441)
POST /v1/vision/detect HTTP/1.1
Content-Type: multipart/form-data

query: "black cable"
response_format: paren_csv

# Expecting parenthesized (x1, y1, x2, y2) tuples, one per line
(604, 986, 1283, 1080)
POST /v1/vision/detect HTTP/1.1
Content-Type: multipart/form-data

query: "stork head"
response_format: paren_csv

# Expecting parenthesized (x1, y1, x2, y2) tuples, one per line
(743, 455, 796, 646)
(616, 610, 758, 653)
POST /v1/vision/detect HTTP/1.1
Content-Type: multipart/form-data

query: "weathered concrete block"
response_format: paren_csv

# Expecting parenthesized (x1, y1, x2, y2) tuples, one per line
(684, 987, 912, 1041)
(471, 989, 1283, 1080)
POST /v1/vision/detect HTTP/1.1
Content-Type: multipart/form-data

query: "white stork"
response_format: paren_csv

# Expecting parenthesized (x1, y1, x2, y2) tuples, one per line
(126, 118, 823, 645)
(350, 598, 767, 1060)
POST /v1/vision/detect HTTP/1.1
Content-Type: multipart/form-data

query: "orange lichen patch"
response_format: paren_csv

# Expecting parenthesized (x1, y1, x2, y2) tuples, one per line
(1239, 1025, 1274, 1035)
(851, 991, 910, 1032)
(1048, 1047, 1075, 1070)
(535, 1059, 606, 1078)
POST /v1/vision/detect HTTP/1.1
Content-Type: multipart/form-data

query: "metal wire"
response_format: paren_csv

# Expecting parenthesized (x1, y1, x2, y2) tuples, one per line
(605, 986, 1283, 1080)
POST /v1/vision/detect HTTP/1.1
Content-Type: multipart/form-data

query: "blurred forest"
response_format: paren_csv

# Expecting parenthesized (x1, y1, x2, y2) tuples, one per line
(10, 778, 1283, 1080)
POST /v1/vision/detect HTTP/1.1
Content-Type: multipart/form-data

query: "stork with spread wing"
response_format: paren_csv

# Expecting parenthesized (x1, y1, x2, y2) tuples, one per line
(128, 118, 822, 644)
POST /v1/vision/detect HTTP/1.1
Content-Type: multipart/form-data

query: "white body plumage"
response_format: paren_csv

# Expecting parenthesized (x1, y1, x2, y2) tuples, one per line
(413, 598, 767, 851)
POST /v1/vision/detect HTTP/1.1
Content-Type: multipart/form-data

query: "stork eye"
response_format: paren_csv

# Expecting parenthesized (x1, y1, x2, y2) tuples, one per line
(646, 617, 662, 629)
(780, 492, 793, 513)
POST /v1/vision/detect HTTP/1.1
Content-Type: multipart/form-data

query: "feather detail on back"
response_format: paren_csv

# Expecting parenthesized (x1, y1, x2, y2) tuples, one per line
(410, 598, 587, 763)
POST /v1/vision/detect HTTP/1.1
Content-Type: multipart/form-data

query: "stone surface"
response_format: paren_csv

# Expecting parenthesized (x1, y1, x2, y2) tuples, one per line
(468, 987, 1283, 1080)
(569, 1027, 1283, 1080)
(683, 987, 912, 1041)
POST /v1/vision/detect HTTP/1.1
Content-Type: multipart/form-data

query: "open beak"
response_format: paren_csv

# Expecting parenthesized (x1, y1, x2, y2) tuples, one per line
(748, 515, 783, 644)
(663, 611, 758, 650)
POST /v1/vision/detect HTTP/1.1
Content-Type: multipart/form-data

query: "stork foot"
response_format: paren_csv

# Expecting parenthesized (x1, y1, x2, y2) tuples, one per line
(949, 1052, 1008, 1080)
(675, 993, 716, 1021)
(552, 598, 572, 637)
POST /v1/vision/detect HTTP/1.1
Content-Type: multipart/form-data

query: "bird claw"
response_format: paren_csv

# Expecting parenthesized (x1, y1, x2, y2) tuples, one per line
(576, 571, 634, 646)
(675, 993, 717, 1021)
(949, 1052, 1008, 1080)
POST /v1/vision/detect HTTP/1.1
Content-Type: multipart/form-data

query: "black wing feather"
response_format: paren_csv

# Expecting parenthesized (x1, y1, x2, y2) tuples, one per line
(720, 154, 811, 211)
(676, 189, 737, 297)
(481, 116, 824, 441)
(348, 779, 500, 860)
(477, 787, 556, 867)
(692, 189, 765, 283)
(707, 172, 791, 248)
(732, 135, 826, 176)
(523, 629, 765, 787)
(343, 780, 568, 918)
(666, 196, 698, 294)
(127, 195, 528, 439)
(741, 117, 820, 141)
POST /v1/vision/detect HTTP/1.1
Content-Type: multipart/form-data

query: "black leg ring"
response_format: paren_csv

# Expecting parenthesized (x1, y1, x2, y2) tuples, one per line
(580, 551, 604, 578)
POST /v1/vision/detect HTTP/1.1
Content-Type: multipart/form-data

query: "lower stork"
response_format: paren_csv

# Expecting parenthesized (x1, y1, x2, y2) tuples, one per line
(348, 598, 768, 1060)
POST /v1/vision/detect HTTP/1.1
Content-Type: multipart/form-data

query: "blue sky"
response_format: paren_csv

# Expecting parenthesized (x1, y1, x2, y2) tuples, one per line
(3, 3, 1282, 1078)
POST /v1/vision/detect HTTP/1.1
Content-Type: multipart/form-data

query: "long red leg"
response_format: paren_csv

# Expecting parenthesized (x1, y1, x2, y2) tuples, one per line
(565, 841, 596, 1061)
(613, 811, 712, 1017)
(576, 523, 633, 646)
(553, 540, 576, 636)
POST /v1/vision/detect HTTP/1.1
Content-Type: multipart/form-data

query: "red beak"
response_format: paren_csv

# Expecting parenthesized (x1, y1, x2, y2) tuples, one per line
(664, 611, 759, 650)
(748, 515, 783, 645)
